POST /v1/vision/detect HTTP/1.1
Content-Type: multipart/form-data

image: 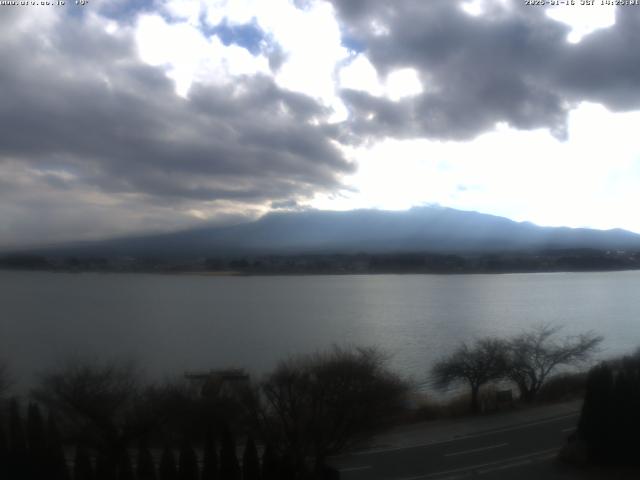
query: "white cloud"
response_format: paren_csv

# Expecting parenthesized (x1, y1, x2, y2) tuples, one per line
(460, 1, 616, 44)
(339, 54, 384, 95)
(385, 68, 423, 101)
(164, 0, 203, 24)
(310, 102, 640, 233)
(262, 1, 348, 102)
(369, 19, 390, 37)
(546, 3, 616, 43)
(192, 0, 350, 103)
(201, 0, 256, 26)
(460, 0, 485, 17)
(338, 58, 423, 101)
(137, 0, 351, 117)
(135, 13, 270, 96)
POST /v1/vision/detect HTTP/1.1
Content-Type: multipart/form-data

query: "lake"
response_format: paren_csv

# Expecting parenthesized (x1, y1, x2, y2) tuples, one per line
(1, 270, 639, 393)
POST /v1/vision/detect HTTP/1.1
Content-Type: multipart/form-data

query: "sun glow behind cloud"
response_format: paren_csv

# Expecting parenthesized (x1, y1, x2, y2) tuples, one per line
(309, 103, 640, 233)
(339, 57, 424, 101)
(130, 1, 638, 234)
(460, 0, 616, 44)
(546, 2, 616, 43)
(1, 0, 640, 248)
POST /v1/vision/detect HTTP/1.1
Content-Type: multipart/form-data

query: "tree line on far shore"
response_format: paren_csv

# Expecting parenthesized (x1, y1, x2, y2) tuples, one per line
(3, 248, 640, 275)
(0, 325, 604, 479)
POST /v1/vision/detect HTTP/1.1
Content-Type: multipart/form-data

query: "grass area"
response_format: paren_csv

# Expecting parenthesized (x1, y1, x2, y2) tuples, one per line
(403, 371, 587, 424)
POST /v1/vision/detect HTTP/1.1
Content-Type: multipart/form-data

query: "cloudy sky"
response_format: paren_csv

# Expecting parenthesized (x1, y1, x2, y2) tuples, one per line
(1, 0, 639, 248)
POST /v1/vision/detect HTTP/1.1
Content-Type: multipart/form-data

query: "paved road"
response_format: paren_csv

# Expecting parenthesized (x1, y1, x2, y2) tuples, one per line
(330, 412, 579, 480)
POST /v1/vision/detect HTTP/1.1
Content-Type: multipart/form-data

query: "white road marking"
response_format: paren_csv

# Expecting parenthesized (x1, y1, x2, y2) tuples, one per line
(394, 447, 559, 480)
(561, 427, 576, 433)
(339, 465, 372, 472)
(344, 412, 578, 457)
(477, 452, 556, 475)
(444, 442, 508, 457)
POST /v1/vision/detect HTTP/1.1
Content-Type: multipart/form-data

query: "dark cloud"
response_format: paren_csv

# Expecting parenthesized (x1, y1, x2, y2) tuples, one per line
(3, 1, 640, 246)
(329, 0, 640, 141)
(265, 40, 287, 73)
(270, 199, 302, 210)
(0, 9, 353, 246)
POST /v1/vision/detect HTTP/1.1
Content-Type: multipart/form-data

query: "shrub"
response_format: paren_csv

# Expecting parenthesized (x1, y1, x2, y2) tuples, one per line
(577, 353, 640, 465)
(536, 372, 587, 403)
(258, 345, 409, 472)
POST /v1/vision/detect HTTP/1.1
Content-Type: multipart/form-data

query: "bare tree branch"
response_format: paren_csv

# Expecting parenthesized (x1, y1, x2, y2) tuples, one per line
(507, 324, 603, 403)
(31, 357, 152, 461)
(258, 345, 408, 472)
(0, 359, 12, 398)
(431, 337, 509, 413)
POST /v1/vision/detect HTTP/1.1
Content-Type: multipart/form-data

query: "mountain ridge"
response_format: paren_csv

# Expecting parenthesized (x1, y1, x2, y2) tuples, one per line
(7, 206, 640, 259)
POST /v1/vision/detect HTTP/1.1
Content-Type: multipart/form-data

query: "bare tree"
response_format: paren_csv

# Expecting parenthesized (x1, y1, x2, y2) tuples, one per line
(0, 360, 11, 398)
(506, 324, 603, 403)
(431, 338, 509, 413)
(258, 346, 408, 473)
(32, 358, 156, 463)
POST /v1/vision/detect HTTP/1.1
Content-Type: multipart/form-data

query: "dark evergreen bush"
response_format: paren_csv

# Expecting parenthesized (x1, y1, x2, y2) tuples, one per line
(9, 399, 28, 479)
(201, 429, 219, 480)
(578, 355, 640, 465)
(0, 418, 8, 479)
(137, 438, 157, 480)
(242, 437, 260, 480)
(46, 412, 70, 480)
(159, 446, 178, 480)
(278, 452, 295, 480)
(178, 442, 199, 480)
(74, 445, 95, 480)
(27, 403, 47, 479)
(260, 445, 278, 480)
(117, 449, 135, 480)
(219, 427, 240, 480)
(95, 454, 116, 480)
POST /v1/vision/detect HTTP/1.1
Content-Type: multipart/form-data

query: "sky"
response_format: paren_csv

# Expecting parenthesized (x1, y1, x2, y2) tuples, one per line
(1, 0, 639, 248)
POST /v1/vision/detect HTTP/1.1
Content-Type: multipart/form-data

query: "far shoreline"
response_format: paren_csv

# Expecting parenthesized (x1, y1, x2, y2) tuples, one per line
(2, 266, 640, 277)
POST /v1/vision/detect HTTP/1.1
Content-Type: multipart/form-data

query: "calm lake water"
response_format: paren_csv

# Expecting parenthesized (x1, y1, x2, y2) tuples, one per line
(2, 270, 640, 392)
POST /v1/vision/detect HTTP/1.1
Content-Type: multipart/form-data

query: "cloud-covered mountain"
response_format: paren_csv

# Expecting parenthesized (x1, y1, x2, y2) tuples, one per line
(24, 207, 640, 259)
(3, 3, 640, 245)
